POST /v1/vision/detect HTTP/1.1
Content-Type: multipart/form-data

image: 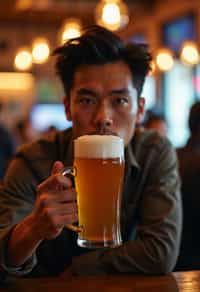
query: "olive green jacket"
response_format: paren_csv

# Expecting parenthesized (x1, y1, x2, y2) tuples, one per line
(0, 128, 182, 276)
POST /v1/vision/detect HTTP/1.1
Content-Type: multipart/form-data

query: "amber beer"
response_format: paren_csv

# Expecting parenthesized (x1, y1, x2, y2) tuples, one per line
(74, 135, 125, 248)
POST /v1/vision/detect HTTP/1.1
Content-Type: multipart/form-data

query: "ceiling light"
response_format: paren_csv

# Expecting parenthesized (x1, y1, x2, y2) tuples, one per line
(180, 41, 200, 66)
(59, 18, 82, 44)
(14, 47, 32, 71)
(32, 38, 50, 64)
(95, 0, 129, 31)
(156, 48, 174, 72)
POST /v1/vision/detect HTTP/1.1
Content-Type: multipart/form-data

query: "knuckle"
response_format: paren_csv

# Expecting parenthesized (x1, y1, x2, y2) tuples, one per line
(39, 194, 48, 208)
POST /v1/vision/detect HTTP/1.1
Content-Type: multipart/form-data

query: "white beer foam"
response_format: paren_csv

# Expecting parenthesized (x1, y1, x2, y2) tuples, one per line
(74, 135, 124, 158)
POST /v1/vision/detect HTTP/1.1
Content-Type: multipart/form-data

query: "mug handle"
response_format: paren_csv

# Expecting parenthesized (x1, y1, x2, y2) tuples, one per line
(61, 166, 82, 233)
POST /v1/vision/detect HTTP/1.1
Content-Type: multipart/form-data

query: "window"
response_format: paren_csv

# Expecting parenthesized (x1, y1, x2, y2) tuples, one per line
(31, 104, 72, 132)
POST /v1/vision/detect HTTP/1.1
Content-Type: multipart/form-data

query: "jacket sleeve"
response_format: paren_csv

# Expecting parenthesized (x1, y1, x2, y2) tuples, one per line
(0, 157, 38, 276)
(71, 138, 182, 275)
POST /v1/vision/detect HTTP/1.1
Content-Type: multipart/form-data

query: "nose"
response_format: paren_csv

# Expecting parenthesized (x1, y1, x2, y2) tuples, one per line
(93, 102, 113, 131)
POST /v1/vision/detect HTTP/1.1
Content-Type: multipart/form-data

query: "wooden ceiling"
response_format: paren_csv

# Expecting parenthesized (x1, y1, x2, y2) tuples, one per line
(0, 0, 157, 27)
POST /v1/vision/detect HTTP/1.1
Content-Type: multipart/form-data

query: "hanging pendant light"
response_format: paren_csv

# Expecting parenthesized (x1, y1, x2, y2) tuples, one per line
(59, 18, 82, 45)
(156, 48, 174, 72)
(14, 47, 32, 71)
(95, 0, 129, 31)
(32, 38, 50, 64)
(180, 41, 200, 66)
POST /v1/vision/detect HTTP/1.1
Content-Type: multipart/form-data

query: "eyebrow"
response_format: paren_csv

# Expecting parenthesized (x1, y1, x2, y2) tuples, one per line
(76, 89, 96, 96)
(110, 88, 130, 95)
(76, 88, 131, 96)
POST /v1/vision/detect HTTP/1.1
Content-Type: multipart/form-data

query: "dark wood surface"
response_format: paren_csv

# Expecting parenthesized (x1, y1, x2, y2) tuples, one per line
(1, 270, 200, 292)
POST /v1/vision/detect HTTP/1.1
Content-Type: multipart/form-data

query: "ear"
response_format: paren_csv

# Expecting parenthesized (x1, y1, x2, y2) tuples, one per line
(136, 97, 145, 124)
(63, 96, 72, 121)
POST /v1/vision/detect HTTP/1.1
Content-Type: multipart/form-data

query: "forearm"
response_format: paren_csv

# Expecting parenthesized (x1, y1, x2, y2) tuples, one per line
(71, 233, 179, 275)
(71, 192, 182, 275)
(7, 214, 42, 267)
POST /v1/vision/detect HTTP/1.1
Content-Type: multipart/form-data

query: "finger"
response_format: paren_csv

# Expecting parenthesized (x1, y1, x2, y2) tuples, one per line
(61, 213, 78, 224)
(44, 202, 78, 216)
(57, 202, 78, 215)
(37, 173, 72, 193)
(39, 189, 77, 206)
(45, 212, 78, 228)
(51, 161, 65, 175)
(54, 188, 77, 202)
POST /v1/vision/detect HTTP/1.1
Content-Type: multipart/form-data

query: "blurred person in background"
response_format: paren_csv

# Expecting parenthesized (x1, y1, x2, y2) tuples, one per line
(175, 101, 200, 271)
(0, 102, 15, 181)
(14, 116, 38, 149)
(0, 25, 181, 278)
(42, 125, 58, 139)
(143, 110, 168, 137)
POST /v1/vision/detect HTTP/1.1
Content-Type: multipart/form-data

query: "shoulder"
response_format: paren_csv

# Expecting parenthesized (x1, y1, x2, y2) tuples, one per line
(16, 128, 72, 160)
(127, 129, 178, 174)
(132, 128, 175, 156)
(11, 128, 73, 182)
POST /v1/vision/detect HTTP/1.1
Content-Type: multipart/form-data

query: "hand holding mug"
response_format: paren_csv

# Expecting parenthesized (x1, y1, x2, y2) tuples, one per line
(31, 161, 78, 240)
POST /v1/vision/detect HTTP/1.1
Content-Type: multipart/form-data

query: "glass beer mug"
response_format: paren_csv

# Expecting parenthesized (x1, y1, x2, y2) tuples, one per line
(62, 135, 125, 248)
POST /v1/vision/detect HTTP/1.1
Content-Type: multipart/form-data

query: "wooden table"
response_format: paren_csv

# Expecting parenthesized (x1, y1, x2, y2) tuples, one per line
(0, 270, 200, 292)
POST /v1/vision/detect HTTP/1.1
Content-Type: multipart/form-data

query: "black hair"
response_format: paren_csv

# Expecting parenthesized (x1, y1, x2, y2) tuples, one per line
(53, 25, 152, 98)
(189, 101, 200, 133)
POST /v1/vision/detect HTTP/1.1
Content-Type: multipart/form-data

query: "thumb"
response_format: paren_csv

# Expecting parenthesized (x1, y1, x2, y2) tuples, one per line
(51, 160, 64, 175)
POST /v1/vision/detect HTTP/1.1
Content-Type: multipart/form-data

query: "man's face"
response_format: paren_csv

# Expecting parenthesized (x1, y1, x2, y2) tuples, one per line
(64, 61, 145, 146)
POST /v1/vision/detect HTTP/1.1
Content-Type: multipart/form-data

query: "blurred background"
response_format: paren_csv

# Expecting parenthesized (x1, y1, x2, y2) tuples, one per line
(0, 0, 200, 147)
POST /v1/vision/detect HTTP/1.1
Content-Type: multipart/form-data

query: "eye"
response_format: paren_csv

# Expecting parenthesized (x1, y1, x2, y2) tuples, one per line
(78, 97, 96, 105)
(113, 97, 129, 106)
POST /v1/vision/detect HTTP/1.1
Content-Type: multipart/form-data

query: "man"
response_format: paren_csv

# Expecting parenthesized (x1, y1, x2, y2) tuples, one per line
(175, 101, 200, 271)
(0, 25, 182, 277)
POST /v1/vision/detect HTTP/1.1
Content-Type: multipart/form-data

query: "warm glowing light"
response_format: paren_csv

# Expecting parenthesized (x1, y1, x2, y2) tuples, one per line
(0, 72, 34, 91)
(60, 19, 82, 44)
(102, 3, 121, 26)
(156, 48, 174, 71)
(95, 0, 129, 31)
(180, 41, 200, 66)
(15, 0, 32, 10)
(14, 47, 32, 71)
(32, 38, 50, 64)
(16, 0, 49, 10)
